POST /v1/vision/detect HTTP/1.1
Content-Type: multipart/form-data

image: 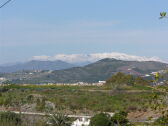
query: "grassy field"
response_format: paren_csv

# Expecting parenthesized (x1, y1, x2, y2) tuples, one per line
(0, 84, 167, 126)
(0, 84, 157, 114)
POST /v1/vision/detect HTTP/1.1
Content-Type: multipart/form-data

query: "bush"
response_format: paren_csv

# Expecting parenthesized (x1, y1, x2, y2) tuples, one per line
(3, 94, 12, 106)
(154, 115, 168, 125)
(35, 98, 46, 111)
(0, 111, 21, 125)
(90, 113, 111, 126)
(106, 72, 149, 87)
(134, 77, 149, 85)
(0, 87, 9, 93)
(111, 111, 130, 126)
(26, 94, 34, 103)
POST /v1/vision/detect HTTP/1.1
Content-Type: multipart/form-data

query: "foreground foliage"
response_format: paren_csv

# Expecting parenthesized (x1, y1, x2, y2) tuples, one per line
(111, 111, 129, 126)
(0, 72, 167, 125)
(90, 113, 111, 126)
(0, 111, 21, 126)
(90, 112, 131, 126)
(47, 112, 70, 126)
(0, 84, 154, 113)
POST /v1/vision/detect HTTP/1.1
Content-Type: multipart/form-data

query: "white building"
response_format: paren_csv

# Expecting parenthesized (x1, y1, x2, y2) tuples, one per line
(145, 74, 150, 77)
(98, 81, 106, 83)
(71, 117, 90, 126)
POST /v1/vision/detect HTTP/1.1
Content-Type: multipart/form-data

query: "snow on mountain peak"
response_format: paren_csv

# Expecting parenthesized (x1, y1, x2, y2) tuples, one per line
(32, 52, 165, 64)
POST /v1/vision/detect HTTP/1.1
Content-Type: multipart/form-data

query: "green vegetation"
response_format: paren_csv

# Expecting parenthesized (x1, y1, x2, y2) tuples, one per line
(0, 72, 159, 114)
(111, 111, 129, 126)
(153, 115, 168, 125)
(148, 71, 168, 125)
(36, 97, 46, 112)
(0, 111, 48, 126)
(90, 113, 111, 126)
(160, 12, 167, 19)
(0, 112, 21, 126)
(2, 59, 167, 84)
(90, 112, 130, 126)
(47, 112, 70, 126)
(0, 72, 167, 125)
(106, 72, 150, 87)
(0, 83, 155, 113)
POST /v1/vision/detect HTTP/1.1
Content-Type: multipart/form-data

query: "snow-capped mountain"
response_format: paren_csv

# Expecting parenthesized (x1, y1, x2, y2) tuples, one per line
(32, 52, 165, 64)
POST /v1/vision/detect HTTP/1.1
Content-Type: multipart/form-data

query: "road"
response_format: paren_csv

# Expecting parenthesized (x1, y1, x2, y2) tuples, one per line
(0, 110, 114, 118)
(0, 110, 158, 123)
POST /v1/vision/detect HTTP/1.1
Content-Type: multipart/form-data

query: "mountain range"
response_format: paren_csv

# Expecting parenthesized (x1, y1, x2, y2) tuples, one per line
(0, 60, 75, 73)
(2, 58, 167, 84)
(32, 52, 166, 64)
(0, 52, 167, 73)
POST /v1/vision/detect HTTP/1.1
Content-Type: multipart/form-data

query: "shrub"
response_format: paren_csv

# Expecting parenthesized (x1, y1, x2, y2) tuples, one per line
(3, 94, 12, 106)
(111, 111, 130, 126)
(154, 115, 168, 125)
(90, 113, 111, 126)
(106, 72, 149, 87)
(0, 111, 21, 125)
(0, 87, 9, 93)
(47, 112, 70, 126)
(36, 98, 46, 111)
(26, 94, 34, 103)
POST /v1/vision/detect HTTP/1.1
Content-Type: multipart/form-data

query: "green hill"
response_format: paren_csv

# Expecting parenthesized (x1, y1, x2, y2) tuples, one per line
(4, 58, 167, 84)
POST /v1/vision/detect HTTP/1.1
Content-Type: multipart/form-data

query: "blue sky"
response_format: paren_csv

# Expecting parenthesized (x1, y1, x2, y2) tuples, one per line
(0, 0, 168, 64)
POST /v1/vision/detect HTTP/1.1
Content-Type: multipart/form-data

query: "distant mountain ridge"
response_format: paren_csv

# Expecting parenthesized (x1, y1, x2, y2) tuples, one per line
(4, 58, 168, 84)
(32, 52, 166, 64)
(1, 52, 167, 73)
(0, 60, 75, 73)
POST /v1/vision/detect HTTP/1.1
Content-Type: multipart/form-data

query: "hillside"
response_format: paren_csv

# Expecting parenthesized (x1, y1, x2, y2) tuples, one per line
(0, 60, 75, 73)
(4, 58, 167, 84)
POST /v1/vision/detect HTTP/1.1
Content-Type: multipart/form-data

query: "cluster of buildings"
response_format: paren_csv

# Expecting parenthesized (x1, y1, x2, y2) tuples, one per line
(45, 81, 106, 86)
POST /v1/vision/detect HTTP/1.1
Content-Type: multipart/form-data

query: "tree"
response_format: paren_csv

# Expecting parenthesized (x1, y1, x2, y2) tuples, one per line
(90, 113, 111, 126)
(151, 13, 168, 125)
(150, 71, 168, 125)
(106, 72, 149, 88)
(111, 111, 130, 126)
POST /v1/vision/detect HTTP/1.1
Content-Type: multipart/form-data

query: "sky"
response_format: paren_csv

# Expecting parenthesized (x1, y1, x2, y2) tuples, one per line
(0, 0, 168, 64)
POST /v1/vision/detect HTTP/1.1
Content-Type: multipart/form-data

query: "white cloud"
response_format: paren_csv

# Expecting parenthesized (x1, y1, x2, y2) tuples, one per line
(32, 52, 165, 64)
